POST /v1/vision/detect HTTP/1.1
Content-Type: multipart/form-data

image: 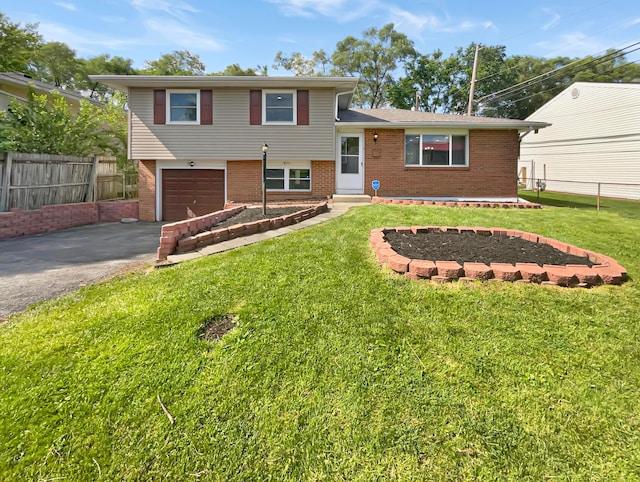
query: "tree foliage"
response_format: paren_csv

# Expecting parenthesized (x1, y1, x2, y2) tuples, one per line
(330, 23, 416, 108)
(0, 13, 41, 73)
(31, 41, 80, 88)
(272, 50, 329, 76)
(142, 50, 205, 75)
(0, 90, 126, 158)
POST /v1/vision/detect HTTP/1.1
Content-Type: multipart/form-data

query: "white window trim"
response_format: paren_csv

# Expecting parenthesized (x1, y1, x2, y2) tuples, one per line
(262, 90, 296, 125)
(266, 161, 311, 192)
(166, 89, 200, 125)
(404, 130, 469, 167)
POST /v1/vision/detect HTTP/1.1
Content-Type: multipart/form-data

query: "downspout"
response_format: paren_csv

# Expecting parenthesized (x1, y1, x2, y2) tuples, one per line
(335, 90, 355, 121)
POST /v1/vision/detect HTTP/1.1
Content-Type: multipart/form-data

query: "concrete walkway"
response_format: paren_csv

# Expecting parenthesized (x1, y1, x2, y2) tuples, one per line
(166, 202, 358, 263)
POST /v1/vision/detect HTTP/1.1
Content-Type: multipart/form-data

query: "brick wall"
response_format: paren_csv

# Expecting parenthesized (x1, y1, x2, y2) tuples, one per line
(364, 128, 520, 199)
(227, 159, 334, 203)
(0, 201, 139, 240)
(138, 160, 156, 221)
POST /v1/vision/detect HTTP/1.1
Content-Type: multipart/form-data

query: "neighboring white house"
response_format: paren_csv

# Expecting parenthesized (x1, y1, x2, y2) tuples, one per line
(519, 82, 640, 200)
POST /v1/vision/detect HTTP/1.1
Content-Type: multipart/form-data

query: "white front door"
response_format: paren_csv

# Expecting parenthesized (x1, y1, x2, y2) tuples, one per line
(336, 134, 364, 194)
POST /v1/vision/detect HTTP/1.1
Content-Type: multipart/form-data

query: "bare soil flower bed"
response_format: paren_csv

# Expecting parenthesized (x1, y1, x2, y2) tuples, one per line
(384, 230, 594, 267)
(212, 207, 305, 229)
(371, 226, 627, 287)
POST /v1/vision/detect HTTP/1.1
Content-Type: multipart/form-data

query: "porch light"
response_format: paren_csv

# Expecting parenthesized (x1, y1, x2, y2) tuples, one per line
(373, 132, 378, 143)
(262, 142, 269, 215)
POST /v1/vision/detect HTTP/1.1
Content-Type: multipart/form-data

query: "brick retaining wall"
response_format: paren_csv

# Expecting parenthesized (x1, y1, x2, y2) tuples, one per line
(157, 202, 329, 261)
(0, 201, 139, 240)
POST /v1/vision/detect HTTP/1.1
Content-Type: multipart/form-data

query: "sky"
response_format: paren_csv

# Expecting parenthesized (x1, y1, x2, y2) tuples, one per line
(2, 0, 639, 73)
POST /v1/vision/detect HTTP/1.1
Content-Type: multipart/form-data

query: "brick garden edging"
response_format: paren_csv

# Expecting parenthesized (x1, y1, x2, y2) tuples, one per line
(157, 202, 329, 261)
(0, 201, 139, 240)
(371, 226, 628, 288)
(372, 197, 541, 208)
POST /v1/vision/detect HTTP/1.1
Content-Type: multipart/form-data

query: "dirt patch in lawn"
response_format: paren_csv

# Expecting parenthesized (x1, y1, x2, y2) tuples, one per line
(212, 207, 307, 229)
(384, 230, 594, 267)
(199, 314, 237, 342)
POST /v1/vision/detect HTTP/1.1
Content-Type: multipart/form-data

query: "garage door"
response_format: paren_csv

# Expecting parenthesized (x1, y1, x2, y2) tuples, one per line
(162, 169, 225, 221)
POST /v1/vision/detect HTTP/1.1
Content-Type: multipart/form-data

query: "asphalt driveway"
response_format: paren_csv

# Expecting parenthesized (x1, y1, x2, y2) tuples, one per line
(0, 222, 162, 319)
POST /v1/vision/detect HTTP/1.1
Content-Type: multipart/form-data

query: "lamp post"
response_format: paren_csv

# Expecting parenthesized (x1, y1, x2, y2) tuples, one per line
(262, 142, 269, 215)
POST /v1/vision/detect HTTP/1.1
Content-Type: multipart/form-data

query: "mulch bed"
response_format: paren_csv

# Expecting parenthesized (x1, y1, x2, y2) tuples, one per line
(212, 207, 306, 229)
(384, 231, 595, 267)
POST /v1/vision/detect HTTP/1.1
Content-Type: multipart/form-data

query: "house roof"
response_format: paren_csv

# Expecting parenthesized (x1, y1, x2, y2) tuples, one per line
(0, 72, 96, 104)
(90, 75, 359, 109)
(338, 108, 550, 131)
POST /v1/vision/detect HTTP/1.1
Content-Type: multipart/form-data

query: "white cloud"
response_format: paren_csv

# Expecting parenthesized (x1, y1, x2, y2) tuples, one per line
(541, 9, 561, 31)
(130, 0, 199, 21)
(54, 2, 77, 11)
(266, 0, 373, 22)
(144, 18, 225, 52)
(37, 22, 140, 54)
(535, 32, 608, 58)
(388, 6, 496, 36)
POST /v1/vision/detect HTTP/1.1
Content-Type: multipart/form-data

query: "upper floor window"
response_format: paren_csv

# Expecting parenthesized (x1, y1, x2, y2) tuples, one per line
(167, 90, 200, 124)
(263, 90, 296, 124)
(405, 133, 468, 167)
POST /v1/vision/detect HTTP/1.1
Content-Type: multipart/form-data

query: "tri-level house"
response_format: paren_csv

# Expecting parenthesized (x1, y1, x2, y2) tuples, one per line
(91, 75, 549, 221)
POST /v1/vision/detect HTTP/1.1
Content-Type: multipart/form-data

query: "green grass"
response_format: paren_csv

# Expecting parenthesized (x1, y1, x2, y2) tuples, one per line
(1, 205, 640, 480)
(519, 188, 640, 219)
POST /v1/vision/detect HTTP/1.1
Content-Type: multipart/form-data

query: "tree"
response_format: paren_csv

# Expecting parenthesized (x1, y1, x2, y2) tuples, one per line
(330, 23, 416, 108)
(77, 54, 139, 100)
(209, 63, 260, 76)
(31, 41, 80, 88)
(0, 90, 126, 158)
(0, 13, 41, 73)
(272, 50, 329, 76)
(142, 50, 205, 75)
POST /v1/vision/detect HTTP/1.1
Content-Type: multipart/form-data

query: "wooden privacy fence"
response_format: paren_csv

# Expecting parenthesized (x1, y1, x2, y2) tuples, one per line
(0, 153, 138, 211)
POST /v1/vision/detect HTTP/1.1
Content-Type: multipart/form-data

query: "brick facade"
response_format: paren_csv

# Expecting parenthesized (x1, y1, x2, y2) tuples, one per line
(363, 128, 520, 199)
(138, 160, 157, 221)
(226, 159, 334, 204)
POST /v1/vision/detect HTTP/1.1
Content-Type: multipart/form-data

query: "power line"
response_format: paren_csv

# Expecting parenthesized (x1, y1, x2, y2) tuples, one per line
(479, 42, 640, 105)
(485, 56, 640, 107)
(479, 41, 640, 102)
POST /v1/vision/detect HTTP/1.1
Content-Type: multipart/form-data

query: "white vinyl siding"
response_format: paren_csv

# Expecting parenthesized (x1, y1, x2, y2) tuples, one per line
(129, 88, 335, 161)
(520, 83, 640, 200)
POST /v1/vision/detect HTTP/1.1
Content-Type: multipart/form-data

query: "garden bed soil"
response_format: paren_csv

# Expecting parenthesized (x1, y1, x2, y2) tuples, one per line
(213, 207, 306, 229)
(384, 231, 595, 267)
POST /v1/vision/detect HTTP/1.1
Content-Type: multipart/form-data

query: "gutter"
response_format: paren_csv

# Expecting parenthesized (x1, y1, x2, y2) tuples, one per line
(335, 90, 355, 121)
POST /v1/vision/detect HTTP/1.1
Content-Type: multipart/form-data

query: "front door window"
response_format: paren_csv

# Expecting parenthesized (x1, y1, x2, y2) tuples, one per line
(341, 136, 360, 174)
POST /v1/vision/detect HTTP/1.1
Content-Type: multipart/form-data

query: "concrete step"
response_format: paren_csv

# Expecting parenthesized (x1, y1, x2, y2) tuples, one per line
(332, 194, 371, 204)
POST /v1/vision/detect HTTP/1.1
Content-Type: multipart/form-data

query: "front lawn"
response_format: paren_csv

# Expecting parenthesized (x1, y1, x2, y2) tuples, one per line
(1, 205, 639, 480)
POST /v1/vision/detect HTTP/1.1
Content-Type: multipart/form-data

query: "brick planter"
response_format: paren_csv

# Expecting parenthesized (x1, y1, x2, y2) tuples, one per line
(372, 226, 627, 288)
(159, 202, 328, 261)
(372, 198, 541, 209)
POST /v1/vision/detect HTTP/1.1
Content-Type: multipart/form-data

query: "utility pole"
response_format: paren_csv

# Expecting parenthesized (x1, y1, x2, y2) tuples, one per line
(467, 44, 481, 116)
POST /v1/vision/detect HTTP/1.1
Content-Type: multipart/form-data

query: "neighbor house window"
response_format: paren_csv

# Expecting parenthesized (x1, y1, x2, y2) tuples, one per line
(405, 133, 467, 166)
(266, 166, 310, 191)
(263, 90, 296, 124)
(167, 90, 200, 124)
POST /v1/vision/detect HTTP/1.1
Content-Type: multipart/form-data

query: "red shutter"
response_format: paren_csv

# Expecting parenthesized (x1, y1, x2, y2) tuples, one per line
(250, 90, 262, 125)
(200, 90, 212, 125)
(153, 90, 166, 125)
(297, 90, 309, 125)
